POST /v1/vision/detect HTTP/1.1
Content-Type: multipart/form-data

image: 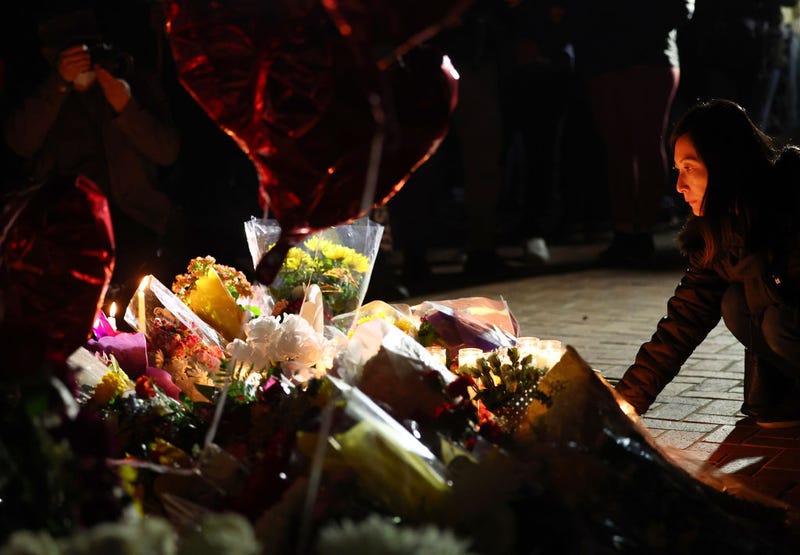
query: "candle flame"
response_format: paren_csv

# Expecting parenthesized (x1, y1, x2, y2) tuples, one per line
(109, 302, 117, 318)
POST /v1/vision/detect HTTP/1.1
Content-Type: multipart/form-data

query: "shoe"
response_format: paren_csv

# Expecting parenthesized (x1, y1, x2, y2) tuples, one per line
(754, 416, 800, 429)
(523, 237, 550, 264)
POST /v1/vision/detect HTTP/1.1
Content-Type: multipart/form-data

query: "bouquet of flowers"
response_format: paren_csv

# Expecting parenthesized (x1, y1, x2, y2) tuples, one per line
(172, 256, 253, 341)
(457, 347, 552, 432)
(244, 217, 383, 324)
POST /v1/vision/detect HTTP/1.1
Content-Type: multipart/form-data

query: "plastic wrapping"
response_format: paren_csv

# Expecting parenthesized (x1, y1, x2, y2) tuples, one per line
(123, 275, 225, 401)
(245, 217, 383, 322)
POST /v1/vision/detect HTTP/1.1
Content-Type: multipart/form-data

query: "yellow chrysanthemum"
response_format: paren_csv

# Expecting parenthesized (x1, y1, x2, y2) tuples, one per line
(91, 371, 128, 405)
(284, 247, 314, 271)
(343, 251, 370, 273)
(394, 319, 416, 335)
(304, 236, 336, 254)
(321, 243, 351, 261)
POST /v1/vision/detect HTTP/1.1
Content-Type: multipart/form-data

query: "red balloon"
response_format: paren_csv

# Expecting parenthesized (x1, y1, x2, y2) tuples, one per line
(0, 175, 114, 377)
(164, 1, 460, 284)
(322, 0, 473, 69)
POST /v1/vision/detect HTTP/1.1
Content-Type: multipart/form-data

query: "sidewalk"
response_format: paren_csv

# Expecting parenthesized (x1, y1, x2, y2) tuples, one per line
(392, 230, 800, 519)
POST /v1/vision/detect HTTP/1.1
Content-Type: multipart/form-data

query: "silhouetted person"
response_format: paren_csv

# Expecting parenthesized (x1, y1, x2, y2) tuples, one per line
(571, 0, 694, 267)
(3, 7, 182, 300)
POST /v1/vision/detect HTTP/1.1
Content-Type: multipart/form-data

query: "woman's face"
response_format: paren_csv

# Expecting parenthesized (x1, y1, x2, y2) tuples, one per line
(673, 133, 708, 216)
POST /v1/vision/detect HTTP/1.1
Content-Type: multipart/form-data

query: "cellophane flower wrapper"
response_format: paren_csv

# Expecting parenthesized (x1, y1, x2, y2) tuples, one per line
(334, 318, 456, 422)
(506, 346, 793, 552)
(182, 266, 246, 342)
(312, 376, 452, 520)
(413, 297, 519, 353)
(123, 275, 225, 402)
(244, 217, 384, 325)
(332, 299, 420, 338)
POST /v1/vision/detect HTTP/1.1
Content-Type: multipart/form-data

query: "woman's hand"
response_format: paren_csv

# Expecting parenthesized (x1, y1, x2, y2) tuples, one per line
(95, 65, 131, 113)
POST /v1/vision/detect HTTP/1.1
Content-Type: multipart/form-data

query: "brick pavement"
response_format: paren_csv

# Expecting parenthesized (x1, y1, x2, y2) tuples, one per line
(404, 264, 800, 520)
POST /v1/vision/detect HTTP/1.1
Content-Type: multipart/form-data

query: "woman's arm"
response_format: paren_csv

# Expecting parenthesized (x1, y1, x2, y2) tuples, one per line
(616, 256, 728, 414)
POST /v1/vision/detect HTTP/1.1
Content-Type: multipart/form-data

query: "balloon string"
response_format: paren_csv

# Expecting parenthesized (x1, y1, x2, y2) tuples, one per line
(360, 91, 385, 216)
(297, 398, 337, 555)
(203, 358, 235, 449)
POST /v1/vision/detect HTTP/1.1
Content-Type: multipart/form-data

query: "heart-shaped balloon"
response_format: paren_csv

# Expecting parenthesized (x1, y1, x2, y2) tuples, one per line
(164, 1, 460, 284)
(322, 0, 472, 69)
(0, 175, 114, 380)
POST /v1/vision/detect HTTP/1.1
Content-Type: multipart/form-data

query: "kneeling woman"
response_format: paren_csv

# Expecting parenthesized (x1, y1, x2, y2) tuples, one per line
(616, 98, 800, 427)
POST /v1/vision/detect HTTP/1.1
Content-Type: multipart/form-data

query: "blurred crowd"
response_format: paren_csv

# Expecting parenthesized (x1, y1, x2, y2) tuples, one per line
(2, 0, 800, 298)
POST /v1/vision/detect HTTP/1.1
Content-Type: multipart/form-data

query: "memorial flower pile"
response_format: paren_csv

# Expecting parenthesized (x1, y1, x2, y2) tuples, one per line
(2, 239, 797, 554)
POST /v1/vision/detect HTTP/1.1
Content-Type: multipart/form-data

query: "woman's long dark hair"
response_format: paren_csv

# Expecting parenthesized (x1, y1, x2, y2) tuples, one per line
(670, 99, 799, 266)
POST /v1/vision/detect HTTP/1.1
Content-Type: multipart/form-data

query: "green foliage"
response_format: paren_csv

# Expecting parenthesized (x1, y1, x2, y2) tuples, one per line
(461, 348, 551, 412)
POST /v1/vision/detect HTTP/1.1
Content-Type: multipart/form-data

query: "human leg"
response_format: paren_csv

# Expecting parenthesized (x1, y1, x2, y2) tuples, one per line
(722, 284, 800, 425)
(589, 70, 656, 266)
(627, 64, 679, 235)
(454, 59, 505, 272)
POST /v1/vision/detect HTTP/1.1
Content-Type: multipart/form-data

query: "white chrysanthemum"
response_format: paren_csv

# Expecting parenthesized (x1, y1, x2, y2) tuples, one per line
(179, 512, 260, 555)
(279, 360, 314, 383)
(317, 514, 474, 555)
(226, 338, 270, 372)
(244, 315, 282, 341)
(271, 314, 324, 366)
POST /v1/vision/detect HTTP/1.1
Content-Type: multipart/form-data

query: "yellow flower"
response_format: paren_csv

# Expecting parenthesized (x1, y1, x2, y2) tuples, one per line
(92, 371, 128, 405)
(344, 251, 370, 273)
(284, 247, 313, 271)
(394, 319, 416, 336)
(304, 236, 335, 254)
(321, 243, 351, 261)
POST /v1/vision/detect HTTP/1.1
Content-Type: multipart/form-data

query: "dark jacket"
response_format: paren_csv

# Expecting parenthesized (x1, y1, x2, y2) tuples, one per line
(567, 0, 694, 76)
(616, 217, 797, 414)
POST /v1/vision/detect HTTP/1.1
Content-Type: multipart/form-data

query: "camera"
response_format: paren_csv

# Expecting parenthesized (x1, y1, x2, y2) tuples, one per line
(88, 42, 133, 77)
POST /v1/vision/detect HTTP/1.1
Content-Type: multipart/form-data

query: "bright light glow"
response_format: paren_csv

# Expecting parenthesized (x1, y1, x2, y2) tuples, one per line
(458, 347, 483, 368)
(441, 54, 459, 80)
(616, 396, 638, 418)
(107, 301, 118, 332)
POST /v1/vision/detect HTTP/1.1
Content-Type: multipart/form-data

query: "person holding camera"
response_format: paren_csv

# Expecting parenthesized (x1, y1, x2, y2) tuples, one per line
(3, 8, 183, 301)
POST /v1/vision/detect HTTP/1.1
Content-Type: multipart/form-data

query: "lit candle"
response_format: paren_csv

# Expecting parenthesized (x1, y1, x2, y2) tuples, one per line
(107, 302, 117, 332)
(137, 276, 150, 334)
(458, 347, 483, 369)
(426, 345, 447, 367)
(516, 336, 540, 359)
(538, 339, 564, 370)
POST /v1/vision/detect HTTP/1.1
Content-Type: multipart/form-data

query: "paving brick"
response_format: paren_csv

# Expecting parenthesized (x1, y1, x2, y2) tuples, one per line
(681, 391, 743, 402)
(697, 399, 745, 416)
(641, 418, 716, 433)
(646, 402, 706, 420)
(654, 430, 707, 450)
(767, 449, 800, 470)
(703, 425, 738, 444)
(682, 413, 743, 426)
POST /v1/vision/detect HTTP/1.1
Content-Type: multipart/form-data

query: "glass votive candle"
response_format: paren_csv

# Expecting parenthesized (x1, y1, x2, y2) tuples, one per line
(426, 345, 448, 366)
(458, 347, 484, 369)
(538, 339, 564, 369)
(516, 336, 541, 358)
